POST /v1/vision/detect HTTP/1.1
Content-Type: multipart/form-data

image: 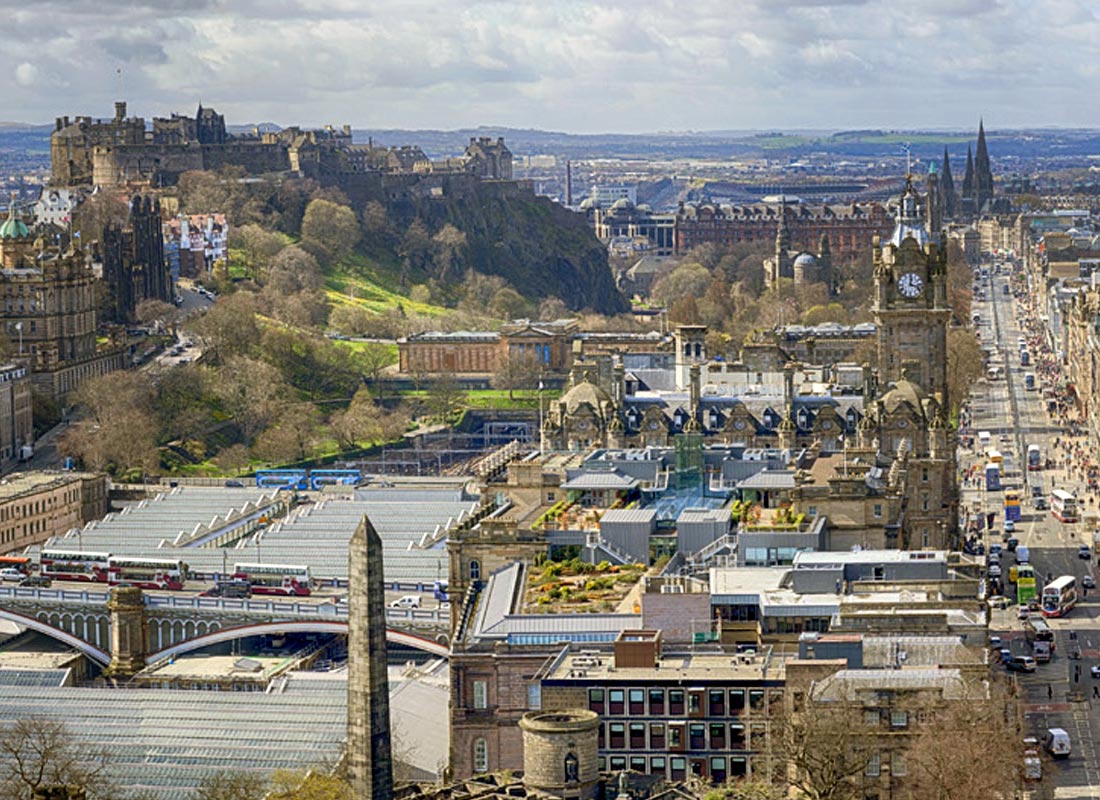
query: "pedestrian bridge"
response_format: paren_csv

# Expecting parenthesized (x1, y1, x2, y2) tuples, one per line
(0, 585, 450, 668)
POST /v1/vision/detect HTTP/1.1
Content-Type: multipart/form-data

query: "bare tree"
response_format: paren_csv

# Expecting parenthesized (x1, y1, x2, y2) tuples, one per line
(425, 375, 467, 424)
(491, 351, 540, 400)
(771, 697, 878, 800)
(194, 771, 268, 800)
(946, 326, 984, 413)
(0, 717, 115, 800)
(301, 199, 359, 264)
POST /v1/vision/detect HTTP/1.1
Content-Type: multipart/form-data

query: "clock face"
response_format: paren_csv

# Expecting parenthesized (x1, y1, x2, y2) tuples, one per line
(897, 272, 924, 298)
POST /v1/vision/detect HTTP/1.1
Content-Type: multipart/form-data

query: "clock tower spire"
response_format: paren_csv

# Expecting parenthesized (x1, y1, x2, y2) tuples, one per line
(872, 174, 950, 405)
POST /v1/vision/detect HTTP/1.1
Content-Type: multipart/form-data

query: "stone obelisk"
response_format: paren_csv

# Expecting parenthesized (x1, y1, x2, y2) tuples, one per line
(347, 516, 393, 798)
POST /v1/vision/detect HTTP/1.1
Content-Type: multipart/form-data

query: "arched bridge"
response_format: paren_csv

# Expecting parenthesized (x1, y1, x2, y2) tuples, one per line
(0, 586, 450, 669)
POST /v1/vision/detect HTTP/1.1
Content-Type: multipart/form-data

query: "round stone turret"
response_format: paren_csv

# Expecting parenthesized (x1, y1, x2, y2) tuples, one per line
(520, 710, 600, 799)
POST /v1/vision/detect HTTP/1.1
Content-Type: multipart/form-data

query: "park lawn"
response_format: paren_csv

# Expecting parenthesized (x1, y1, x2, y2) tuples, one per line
(397, 388, 560, 410)
(325, 252, 449, 317)
(332, 339, 399, 363)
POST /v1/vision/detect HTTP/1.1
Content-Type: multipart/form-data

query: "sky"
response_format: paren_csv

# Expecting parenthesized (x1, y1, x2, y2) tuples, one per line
(5, 0, 1100, 133)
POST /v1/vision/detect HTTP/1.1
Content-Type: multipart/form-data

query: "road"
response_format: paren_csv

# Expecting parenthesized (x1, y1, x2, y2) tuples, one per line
(968, 265, 1100, 798)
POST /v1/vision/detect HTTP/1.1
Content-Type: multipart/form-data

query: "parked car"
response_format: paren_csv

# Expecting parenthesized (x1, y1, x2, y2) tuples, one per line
(1006, 537, 1019, 552)
(1017, 604, 1029, 620)
(1084, 575, 1096, 590)
(0, 567, 25, 582)
(1080, 545, 1092, 560)
(989, 636, 1003, 649)
(988, 564, 1002, 579)
(1091, 665, 1100, 679)
(1004, 520, 1015, 534)
(1035, 497, 1048, 510)
(19, 574, 51, 588)
(1043, 728, 1071, 758)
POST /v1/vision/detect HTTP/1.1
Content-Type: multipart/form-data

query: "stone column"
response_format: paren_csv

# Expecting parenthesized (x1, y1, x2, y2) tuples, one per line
(103, 586, 146, 679)
(347, 516, 393, 799)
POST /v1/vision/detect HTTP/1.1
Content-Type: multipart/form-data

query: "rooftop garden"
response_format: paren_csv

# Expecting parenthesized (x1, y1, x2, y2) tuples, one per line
(524, 556, 647, 614)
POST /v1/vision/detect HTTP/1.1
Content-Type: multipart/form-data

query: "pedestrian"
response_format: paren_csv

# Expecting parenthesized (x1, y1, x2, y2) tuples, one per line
(1094, 685, 1099, 699)
(1049, 684, 1054, 699)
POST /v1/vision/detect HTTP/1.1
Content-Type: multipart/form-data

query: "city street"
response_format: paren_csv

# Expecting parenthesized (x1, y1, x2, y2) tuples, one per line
(966, 267, 1100, 798)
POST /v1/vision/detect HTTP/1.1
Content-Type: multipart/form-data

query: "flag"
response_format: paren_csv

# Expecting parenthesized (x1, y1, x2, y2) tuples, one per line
(538, 381, 544, 391)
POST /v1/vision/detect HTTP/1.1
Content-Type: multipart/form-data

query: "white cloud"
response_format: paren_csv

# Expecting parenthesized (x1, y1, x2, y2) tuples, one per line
(14, 62, 37, 87)
(0, 0, 1098, 131)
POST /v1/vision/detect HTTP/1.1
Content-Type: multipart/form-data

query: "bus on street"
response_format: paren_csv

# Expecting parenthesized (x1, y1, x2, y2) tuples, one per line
(1042, 575, 1077, 618)
(1051, 489, 1079, 523)
(1027, 444, 1041, 471)
(233, 563, 312, 596)
(986, 462, 1002, 492)
(107, 557, 187, 591)
(39, 550, 111, 582)
(1004, 489, 1022, 522)
(1016, 563, 1037, 604)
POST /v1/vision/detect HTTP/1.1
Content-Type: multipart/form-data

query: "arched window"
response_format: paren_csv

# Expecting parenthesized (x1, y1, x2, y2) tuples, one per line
(473, 738, 489, 773)
(564, 752, 579, 783)
(469, 560, 481, 582)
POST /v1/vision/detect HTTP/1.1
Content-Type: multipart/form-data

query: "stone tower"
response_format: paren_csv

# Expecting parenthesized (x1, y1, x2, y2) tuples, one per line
(347, 516, 393, 799)
(520, 710, 601, 800)
(103, 586, 146, 679)
(961, 146, 975, 205)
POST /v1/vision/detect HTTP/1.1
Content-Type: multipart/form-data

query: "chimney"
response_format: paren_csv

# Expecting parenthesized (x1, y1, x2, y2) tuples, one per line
(614, 630, 661, 669)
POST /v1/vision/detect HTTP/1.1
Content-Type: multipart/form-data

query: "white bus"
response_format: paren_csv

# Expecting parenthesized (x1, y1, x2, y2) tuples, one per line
(107, 556, 187, 590)
(1051, 489, 1079, 523)
(1042, 576, 1077, 619)
(39, 549, 111, 583)
(232, 563, 312, 596)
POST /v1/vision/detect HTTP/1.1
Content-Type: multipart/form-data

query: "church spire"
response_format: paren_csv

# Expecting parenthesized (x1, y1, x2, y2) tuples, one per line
(941, 147, 957, 218)
(974, 119, 993, 212)
(962, 145, 975, 201)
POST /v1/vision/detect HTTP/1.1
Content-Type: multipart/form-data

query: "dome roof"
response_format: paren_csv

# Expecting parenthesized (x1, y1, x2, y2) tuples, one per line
(793, 252, 817, 268)
(562, 379, 612, 414)
(609, 197, 635, 212)
(879, 379, 928, 415)
(0, 206, 29, 240)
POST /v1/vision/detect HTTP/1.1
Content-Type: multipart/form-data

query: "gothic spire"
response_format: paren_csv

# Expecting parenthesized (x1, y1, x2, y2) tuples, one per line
(974, 119, 993, 211)
(962, 145, 975, 200)
(941, 147, 957, 218)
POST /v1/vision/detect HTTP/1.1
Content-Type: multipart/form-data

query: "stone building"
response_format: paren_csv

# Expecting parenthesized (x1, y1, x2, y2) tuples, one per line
(763, 203, 834, 290)
(398, 319, 578, 376)
(0, 471, 108, 554)
(675, 200, 893, 263)
(97, 195, 172, 323)
(0, 364, 32, 468)
(465, 137, 513, 181)
(0, 201, 125, 400)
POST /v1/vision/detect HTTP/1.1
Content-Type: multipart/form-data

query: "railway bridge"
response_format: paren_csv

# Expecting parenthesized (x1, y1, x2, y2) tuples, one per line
(0, 585, 450, 673)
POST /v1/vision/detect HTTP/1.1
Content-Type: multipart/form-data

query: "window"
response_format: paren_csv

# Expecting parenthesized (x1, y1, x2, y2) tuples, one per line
(669, 689, 685, 715)
(649, 756, 666, 776)
(708, 689, 725, 716)
(629, 723, 646, 749)
(729, 723, 745, 749)
(710, 722, 726, 749)
(608, 723, 625, 749)
(749, 689, 765, 710)
(891, 753, 907, 777)
(689, 723, 706, 750)
(688, 690, 703, 716)
(528, 683, 542, 710)
(564, 752, 579, 783)
(807, 505, 818, 517)
(865, 752, 880, 777)
(864, 710, 880, 727)
(730, 756, 748, 777)
(873, 503, 883, 518)
(609, 756, 626, 772)
(921, 494, 930, 511)
(649, 723, 666, 750)
(472, 680, 487, 710)
(670, 757, 687, 781)
(710, 756, 728, 783)
(629, 756, 647, 774)
(588, 688, 605, 713)
(609, 689, 625, 715)
(921, 467, 929, 482)
(629, 688, 645, 714)
(473, 739, 488, 773)
(669, 722, 685, 751)
(922, 528, 930, 547)
(890, 711, 908, 729)
(648, 688, 665, 714)
(728, 689, 745, 712)
(469, 560, 481, 581)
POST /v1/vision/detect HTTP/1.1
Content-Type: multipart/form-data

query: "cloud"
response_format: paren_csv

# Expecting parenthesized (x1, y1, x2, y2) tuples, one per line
(14, 62, 37, 87)
(0, 0, 1098, 131)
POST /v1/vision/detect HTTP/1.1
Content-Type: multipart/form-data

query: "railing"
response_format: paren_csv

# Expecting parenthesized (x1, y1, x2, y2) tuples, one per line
(0, 586, 110, 603)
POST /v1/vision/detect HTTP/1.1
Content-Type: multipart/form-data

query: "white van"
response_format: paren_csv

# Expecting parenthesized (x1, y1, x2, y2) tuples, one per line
(389, 595, 421, 609)
(1043, 727, 1071, 759)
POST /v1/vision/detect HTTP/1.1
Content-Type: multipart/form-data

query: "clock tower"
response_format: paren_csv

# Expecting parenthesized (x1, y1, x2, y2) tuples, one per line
(872, 174, 950, 405)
